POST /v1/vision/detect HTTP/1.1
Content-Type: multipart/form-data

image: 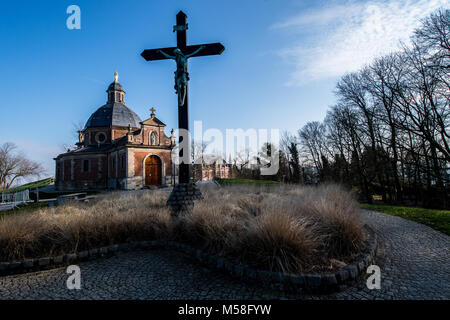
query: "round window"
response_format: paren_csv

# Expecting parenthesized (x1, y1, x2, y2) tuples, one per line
(95, 132, 107, 144)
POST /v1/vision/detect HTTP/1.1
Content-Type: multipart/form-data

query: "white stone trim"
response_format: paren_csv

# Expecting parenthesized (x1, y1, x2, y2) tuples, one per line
(127, 149, 135, 177)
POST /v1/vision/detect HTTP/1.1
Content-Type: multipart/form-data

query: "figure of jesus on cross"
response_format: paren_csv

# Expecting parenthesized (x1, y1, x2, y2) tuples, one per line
(141, 11, 224, 184)
(158, 46, 205, 106)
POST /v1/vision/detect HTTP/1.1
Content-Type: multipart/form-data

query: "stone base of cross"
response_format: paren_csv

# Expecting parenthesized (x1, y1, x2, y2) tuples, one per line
(166, 183, 203, 215)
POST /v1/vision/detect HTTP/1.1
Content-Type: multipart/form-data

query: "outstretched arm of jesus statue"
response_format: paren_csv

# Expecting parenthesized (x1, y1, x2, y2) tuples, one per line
(186, 45, 205, 58)
(158, 50, 175, 59)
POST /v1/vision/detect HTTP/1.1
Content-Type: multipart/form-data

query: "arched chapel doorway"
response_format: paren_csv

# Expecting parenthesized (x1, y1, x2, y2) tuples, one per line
(144, 155, 162, 185)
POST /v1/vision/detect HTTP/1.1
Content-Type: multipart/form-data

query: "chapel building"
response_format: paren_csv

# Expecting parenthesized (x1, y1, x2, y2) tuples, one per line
(54, 73, 175, 191)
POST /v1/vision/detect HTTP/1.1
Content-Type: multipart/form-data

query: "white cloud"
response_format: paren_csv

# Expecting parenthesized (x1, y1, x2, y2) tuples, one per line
(274, 0, 447, 85)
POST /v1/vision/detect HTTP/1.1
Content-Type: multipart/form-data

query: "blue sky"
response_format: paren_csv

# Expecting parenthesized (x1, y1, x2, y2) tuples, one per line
(0, 0, 446, 177)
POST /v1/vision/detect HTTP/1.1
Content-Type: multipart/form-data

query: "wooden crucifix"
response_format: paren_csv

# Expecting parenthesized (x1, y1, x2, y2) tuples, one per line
(141, 11, 225, 184)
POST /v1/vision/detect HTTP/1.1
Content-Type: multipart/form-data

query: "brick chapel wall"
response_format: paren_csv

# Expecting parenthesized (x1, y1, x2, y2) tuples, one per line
(56, 147, 174, 191)
(56, 155, 108, 190)
(106, 150, 127, 180)
(112, 128, 130, 141)
(63, 159, 71, 181)
(140, 127, 172, 147)
(121, 148, 173, 189)
(72, 157, 107, 181)
(118, 150, 127, 178)
(108, 152, 117, 179)
(133, 150, 172, 177)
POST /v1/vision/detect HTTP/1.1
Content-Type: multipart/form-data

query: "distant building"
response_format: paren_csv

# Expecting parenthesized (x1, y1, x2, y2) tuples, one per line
(192, 159, 232, 181)
(54, 73, 175, 191)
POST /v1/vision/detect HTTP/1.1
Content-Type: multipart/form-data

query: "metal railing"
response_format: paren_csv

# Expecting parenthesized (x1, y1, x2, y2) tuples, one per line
(0, 189, 30, 205)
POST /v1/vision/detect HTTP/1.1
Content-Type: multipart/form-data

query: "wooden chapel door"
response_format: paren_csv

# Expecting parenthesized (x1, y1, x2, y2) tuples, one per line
(145, 155, 162, 185)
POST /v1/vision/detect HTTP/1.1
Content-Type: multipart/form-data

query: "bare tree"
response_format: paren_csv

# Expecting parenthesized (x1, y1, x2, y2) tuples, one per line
(0, 142, 44, 190)
(298, 121, 331, 174)
(367, 54, 406, 201)
(232, 148, 253, 177)
(191, 140, 208, 164)
(414, 9, 450, 63)
(73, 121, 85, 142)
(280, 131, 302, 183)
(297, 9, 449, 208)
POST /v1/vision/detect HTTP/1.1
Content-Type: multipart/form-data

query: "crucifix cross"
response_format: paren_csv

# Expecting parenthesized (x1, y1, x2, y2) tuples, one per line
(141, 11, 225, 184)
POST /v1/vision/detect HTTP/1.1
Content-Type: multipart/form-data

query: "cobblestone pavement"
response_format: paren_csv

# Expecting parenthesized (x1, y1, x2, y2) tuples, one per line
(0, 210, 448, 300)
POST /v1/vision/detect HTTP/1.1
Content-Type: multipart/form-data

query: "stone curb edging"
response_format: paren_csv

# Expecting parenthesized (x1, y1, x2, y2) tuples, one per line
(0, 225, 376, 294)
(187, 224, 377, 293)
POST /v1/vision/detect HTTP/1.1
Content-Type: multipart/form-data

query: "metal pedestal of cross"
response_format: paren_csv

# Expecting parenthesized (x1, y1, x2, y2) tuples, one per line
(141, 11, 224, 185)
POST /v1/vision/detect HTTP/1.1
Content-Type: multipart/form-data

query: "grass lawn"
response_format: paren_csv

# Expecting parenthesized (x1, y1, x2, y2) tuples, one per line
(361, 203, 450, 236)
(217, 178, 280, 185)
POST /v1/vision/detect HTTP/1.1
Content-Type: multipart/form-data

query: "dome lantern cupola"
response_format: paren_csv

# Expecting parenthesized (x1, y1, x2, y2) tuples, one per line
(107, 71, 125, 103)
(84, 72, 142, 129)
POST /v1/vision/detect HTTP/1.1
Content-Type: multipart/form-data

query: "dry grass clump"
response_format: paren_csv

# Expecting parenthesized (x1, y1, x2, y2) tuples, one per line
(237, 212, 320, 273)
(0, 190, 171, 261)
(0, 184, 365, 274)
(183, 184, 365, 273)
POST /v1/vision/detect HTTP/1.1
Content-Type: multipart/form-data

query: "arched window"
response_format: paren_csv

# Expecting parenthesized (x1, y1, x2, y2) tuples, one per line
(150, 132, 157, 145)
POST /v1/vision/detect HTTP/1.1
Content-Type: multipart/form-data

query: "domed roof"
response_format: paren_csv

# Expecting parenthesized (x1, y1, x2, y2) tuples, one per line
(107, 81, 124, 92)
(85, 102, 142, 128)
(85, 72, 141, 129)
